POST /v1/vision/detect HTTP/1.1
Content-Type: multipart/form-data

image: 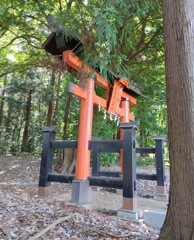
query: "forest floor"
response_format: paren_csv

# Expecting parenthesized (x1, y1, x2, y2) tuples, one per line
(0, 155, 169, 240)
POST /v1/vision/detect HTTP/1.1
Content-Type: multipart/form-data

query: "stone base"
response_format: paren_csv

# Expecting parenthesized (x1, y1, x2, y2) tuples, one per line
(38, 186, 51, 197)
(71, 180, 91, 204)
(117, 208, 143, 221)
(154, 193, 168, 202)
(144, 210, 166, 229)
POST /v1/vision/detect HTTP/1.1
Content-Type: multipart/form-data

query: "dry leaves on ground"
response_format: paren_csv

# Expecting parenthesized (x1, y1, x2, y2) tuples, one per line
(0, 156, 167, 239)
(0, 191, 159, 240)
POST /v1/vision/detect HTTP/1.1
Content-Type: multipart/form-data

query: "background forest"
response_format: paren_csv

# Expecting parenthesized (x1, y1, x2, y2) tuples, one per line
(0, 0, 167, 160)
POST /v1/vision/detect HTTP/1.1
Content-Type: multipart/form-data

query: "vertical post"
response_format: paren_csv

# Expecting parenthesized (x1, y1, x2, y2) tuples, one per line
(117, 122, 139, 220)
(120, 98, 130, 173)
(152, 136, 166, 194)
(38, 126, 56, 197)
(91, 146, 100, 177)
(72, 75, 95, 204)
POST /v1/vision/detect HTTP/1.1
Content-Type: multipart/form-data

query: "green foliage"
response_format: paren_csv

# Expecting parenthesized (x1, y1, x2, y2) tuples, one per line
(136, 156, 155, 166)
(99, 153, 120, 166)
(0, 0, 167, 164)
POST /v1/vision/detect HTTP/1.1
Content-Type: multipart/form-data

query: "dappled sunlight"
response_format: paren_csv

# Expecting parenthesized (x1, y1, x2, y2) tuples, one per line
(9, 164, 20, 170)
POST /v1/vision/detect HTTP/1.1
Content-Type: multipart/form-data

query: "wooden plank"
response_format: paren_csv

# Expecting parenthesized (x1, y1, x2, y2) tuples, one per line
(108, 81, 123, 115)
(89, 176, 123, 189)
(136, 147, 156, 154)
(63, 50, 110, 89)
(66, 82, 86, 99)
(48, 173, 75, 183)
(51, 140, 78, 149)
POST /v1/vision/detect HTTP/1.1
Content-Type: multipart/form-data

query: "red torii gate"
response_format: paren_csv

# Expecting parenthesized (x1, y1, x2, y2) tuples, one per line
(42, 30, 143, 204)
(63, 50, 137, 181)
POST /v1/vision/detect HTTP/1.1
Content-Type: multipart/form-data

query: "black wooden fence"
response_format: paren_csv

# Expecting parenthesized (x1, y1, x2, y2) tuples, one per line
(39, 123, 166, 199)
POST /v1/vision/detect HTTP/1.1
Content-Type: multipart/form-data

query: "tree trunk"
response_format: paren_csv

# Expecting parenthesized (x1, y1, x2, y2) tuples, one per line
(52, 72, 61, 126)
(46, 68, 55, 126)
(21, 89, 32, 152)
(63, 96, 71, 139)
(0, 88, 5, 126)
(160, 1, 194, 239)
(54, 96, 76, 174)
(6, 101, 13, 138)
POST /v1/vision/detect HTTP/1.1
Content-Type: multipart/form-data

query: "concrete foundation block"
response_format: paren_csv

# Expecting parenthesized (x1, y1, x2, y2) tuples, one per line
(144, 210, 166, 229)
(117, 208, 143, 221)
(154, 194, 168, 202)
(71, 180, 91, 204)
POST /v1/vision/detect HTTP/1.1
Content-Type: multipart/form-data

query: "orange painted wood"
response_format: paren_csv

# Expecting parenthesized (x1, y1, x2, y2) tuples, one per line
(63, 50, 110, 89)
(119, 79, 129, 88)
(122, 91, 137, 105)
(66, 82, 86, 99)
(93, 94, 108, 109)
(67, 82, 133, 119)
(120, 99, 131, 172)
(108, 81, 124, 115)
(63, 50, 137, 105)
(75, 78, 95, 180)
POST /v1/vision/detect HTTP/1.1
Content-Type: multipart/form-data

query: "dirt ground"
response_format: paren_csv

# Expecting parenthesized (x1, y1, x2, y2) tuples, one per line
(0, 155, 168, 239)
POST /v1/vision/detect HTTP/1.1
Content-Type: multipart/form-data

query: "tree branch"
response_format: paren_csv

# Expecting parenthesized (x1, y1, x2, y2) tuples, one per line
(133, 20, 147, 53)
(20, 35, 42, 49)
(58, 0, 62, 12)
(21, 14, 48, 27)
(0, 29, 8, 37)
(0, 32, 42, 51)
(0, 36, 23, 51)
(127, 27, 162, 62)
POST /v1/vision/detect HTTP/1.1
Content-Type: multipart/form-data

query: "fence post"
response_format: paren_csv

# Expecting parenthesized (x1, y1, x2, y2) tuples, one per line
(152, 136, 166, 195)
(91, 146, 100, 177)
(38, 126, 56, 197)
(117, 122, 139, 220)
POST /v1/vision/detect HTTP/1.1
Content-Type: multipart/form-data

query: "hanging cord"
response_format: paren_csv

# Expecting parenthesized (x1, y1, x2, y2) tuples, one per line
(98, 103, 120, 124)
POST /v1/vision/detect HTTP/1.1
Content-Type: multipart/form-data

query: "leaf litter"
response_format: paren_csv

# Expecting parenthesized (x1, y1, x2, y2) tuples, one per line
(0, 156, 163, 239)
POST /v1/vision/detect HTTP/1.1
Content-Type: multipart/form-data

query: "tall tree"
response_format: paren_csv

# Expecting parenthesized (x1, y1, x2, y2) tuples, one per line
(160, 1, 194, 239)
(21, 88, 32, 152)
(0, 84, 6, 125)
(0, 0, 167, 155)
(46, 67, 56, 126)
(52, 72, 61, 126)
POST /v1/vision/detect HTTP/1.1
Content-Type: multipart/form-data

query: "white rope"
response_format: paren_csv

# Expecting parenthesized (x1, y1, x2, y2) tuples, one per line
(98, 103, 120, 125)
(98, 102, 101, 111)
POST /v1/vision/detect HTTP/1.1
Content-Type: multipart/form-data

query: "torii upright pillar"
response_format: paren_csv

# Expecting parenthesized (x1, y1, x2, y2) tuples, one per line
(71, 75, 96, 204)
(120, 97, 131, 172)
